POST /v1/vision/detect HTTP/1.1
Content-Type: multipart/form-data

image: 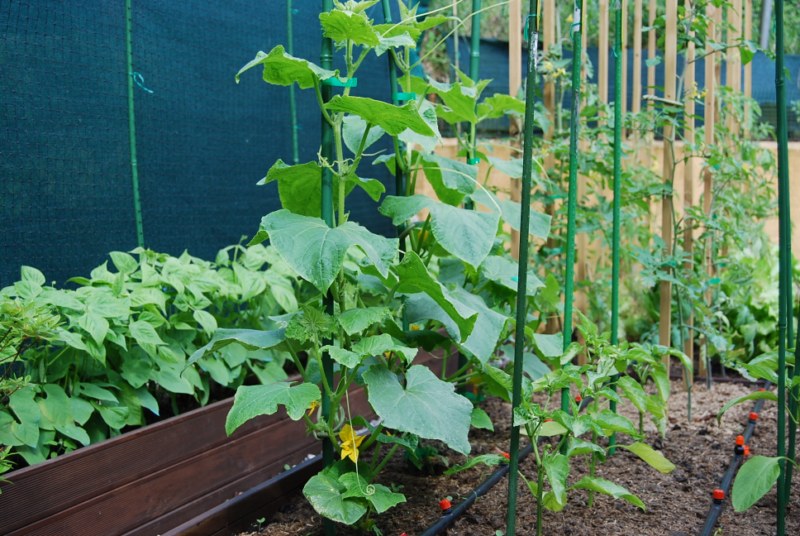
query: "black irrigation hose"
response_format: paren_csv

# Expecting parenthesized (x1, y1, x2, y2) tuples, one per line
(698, 383, 770, 536)
(419, 444, 534, 536)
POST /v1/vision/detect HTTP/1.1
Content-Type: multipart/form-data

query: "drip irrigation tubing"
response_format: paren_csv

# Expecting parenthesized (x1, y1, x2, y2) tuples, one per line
(698, 382, 771, 536)
(419, 398, 596, 536)
(419, 444, 534, 536)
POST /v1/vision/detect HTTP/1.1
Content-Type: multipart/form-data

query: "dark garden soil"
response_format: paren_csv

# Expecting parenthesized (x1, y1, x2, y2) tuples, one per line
(241, 380, 800, 536)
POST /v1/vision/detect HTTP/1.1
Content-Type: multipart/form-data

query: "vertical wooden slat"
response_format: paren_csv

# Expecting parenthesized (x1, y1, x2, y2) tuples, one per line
(509, 0, 522, 260)
(632, 0, 643, 117)
(683, 0, 696, 385)
(599, 0, 610, 106)
(700, 2, 718, 380)
(727, 0, 742, 135)
(647, 0, 658, 236)
(660, 0, 678, 364)
(622, 0, 629, 119)
(744, 0, 753, 135)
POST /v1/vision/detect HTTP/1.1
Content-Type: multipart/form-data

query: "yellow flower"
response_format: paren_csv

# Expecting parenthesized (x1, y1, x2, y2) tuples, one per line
(338, 424, 365, 463)
(307, 400, 319, 416)
(410, 324, 421, 331)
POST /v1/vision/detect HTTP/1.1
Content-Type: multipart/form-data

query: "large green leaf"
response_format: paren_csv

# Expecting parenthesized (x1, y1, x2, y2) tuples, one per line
(250, 210, 397, 293)
(339, 472, 406, 514)
(732, 455, 782, 512)
(717, 390, 777, 423)
(187, 328, 285, 367)
(353, 334, 417, 365)
(326, 95, 434, 137)
(616, 376, 649, 415)
(363, 364, 472, 454)
(543, 452, 569, 511)
(472, 188, 551, 239)
(480, 255, 543, 296)
(572, 476, 645, 510)
(225, 382, 321, 434)
(337, 307, 390, 336)
(319, 8, 379, 46)
(393, 251, 477, 340)
(236, 45, 337, 88)
(258, 160, 323, 217)
(129, 319, 165, 347)
(417, 153, 477, 205)
(618, 442, 675, 474)
(592, 409, 639, 438)
(303, 472, 368, 525)
(380, 195, 498, 268)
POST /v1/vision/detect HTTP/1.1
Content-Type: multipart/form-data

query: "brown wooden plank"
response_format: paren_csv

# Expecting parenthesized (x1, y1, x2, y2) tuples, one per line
(683, 0, 696, 385)
(659, 0, 677, 366)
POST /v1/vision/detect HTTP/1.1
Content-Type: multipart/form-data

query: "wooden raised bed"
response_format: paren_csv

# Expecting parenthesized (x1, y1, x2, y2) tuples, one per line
(0, 350, 452, 536)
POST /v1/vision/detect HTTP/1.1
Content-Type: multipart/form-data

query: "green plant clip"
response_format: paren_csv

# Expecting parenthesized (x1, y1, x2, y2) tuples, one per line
(468, 157, 480, 165)
(393, 91, 416, 102)
(322, 77, 358, 88)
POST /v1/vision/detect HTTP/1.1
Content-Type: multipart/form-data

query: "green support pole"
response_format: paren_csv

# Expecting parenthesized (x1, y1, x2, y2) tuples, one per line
(775, 2, 790, 532)
(469, 0, 481, 83)
(561, 0, 583, 413)
(288, 0, 300, 164)
(608, 0, 623, 456)
(125, 0, 145, 248)
(381, 0, 404, 199)
(320, 2, 336, 535)
(464, 0, 481, 209)
(507, 3, 538, 534)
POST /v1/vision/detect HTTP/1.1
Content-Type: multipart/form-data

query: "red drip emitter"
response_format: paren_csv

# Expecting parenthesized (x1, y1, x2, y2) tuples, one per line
(735, 434, 745, 455)
(749, 411, 759, 422)
(439, 498, 452, 514)
(712, 488, 725, 503)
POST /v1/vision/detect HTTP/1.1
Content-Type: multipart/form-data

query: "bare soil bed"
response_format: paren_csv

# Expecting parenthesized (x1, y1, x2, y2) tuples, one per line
(242, 380, 799, 536)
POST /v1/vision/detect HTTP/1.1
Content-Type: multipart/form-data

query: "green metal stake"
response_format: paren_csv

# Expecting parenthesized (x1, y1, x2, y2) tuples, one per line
(320, 2, 336, 535)
(561, 0, 583, 413)
(288, 0, 300, 164)
(464, 0, 481, 209)
(469, 0, 481, 83)
(608, 0, 623, 456)
(381, 0, 404, 199)
(125, 0, 145, 248)
(775, 2, 790, 532)
(507, 3, 538, 534)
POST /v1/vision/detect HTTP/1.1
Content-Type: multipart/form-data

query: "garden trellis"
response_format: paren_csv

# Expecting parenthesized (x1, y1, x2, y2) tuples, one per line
(1, 1, 798, 535)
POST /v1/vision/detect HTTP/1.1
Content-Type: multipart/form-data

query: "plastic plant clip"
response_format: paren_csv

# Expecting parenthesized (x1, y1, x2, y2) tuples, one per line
(712, 489, 725, 503)
(439, 498, 453, 513)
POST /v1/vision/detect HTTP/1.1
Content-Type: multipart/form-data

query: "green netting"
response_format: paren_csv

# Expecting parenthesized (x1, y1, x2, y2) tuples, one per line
(0, 1, 397, 286)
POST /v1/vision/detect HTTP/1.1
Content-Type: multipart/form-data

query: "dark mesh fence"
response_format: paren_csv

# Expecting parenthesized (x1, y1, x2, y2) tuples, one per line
(0, 1, 397, 286)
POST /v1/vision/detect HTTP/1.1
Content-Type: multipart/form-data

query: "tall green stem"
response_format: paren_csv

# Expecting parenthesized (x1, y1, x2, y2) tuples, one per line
(125, 0, 145, 248)
(608, 0, 623, 456)
(288, 0, 299, 164)
(320, 2, 336, 535)
(507, 2, 538, 534)
(775, 2, 790, 533)
(561, 0, 583, 413)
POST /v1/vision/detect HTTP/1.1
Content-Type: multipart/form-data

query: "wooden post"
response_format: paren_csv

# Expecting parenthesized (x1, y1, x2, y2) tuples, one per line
(544, 0, 559, 333)
(683, 0, 696, 385)
(632, 0, 643, 118)
(622, 0, 629, 121)
(647, 0, 657, 236)
(727, 0, 742, 136)
(744, 0, 753, 135)
(509, 0, 522, 259)
(660, 0, 678, 364)
(700, 2, 718, 380)
(599, 0, 610, 107)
